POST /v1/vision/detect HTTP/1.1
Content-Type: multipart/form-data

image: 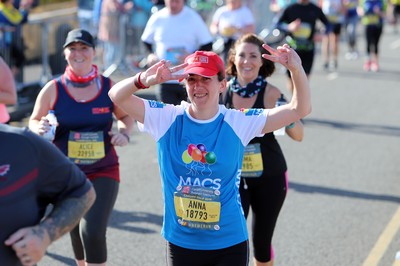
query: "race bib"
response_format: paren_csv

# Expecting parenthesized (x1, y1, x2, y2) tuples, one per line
(174, 186, 221, 230)
(241, 143, 263, 178)
(67, 131, 105, 165)
(363, 14, 380, 25)
(327, 14, 340, 23)
(293, 22, 312, 39)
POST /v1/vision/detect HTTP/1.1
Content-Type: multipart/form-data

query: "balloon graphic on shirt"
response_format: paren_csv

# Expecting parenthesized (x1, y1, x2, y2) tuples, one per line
(182, 150, 193, 164)
(205, 151, 217, 164)
(182, 143, 218, 176)
(201, 151, 207, 163)
(182, 143, 217, 178)
(191, 148, 203, 162)
(187, 144, 197, 156)
(197, 143, 206, 152)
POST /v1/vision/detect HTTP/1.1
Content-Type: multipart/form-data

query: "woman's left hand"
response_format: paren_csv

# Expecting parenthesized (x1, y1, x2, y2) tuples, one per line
(109, 131, 130, 147)
(261, 43, 302, 72)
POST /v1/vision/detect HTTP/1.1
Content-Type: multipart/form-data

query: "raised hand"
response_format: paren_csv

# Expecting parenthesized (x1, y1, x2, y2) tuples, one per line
(141, 60, 188, 87)
(261, 43, 302, 72)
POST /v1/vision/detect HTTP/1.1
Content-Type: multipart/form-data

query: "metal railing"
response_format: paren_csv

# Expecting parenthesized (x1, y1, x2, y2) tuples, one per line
(1, 7, 78, 84)
(103, 13, 137, 78)
(26, 6, 77, 83)
(0, 25, 14, 66)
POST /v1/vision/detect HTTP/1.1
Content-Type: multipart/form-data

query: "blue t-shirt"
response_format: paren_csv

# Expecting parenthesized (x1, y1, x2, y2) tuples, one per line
(139, 100, 268, 250)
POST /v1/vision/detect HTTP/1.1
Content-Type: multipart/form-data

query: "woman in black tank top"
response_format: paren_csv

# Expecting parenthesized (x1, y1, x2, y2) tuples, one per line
(224, 33, 304, 266)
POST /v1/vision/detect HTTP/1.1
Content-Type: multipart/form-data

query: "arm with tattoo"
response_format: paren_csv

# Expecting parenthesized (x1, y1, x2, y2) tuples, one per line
(41, 186, 96, 242)
(4, 187, 96, 266)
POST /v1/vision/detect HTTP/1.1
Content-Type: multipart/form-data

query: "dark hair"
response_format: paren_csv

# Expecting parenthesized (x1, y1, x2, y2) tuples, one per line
(217, 71, 225, 81)
(225, 33, 275, 79)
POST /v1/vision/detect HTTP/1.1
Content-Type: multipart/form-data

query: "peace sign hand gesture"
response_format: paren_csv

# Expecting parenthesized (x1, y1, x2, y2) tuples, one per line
(262, 43, 302, 74)
(140, 60, 188, 88)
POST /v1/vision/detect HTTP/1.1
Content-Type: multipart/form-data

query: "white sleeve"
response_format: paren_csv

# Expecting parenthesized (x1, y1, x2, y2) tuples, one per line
(137, 100, 185, 141)
(224, 107, 269, 146)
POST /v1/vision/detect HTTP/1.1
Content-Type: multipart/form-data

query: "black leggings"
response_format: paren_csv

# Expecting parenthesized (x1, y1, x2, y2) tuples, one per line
(365, 25, 383, 55)
(166, 240, 249, 266)
(240, 171, 288, 263)
(70, 177, 119, 263)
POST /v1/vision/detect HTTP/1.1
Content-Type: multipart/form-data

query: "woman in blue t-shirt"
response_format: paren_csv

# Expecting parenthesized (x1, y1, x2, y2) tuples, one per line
(109, 44, 311, 265)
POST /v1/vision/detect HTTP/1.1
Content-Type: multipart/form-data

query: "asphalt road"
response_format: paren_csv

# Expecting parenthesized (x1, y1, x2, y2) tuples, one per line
(26, 26, 400, 266)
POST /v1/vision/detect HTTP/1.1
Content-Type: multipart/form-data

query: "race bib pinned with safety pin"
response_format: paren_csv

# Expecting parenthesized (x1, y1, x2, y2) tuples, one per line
(174, 185, 221, 230)
(67, 131, 105, 165)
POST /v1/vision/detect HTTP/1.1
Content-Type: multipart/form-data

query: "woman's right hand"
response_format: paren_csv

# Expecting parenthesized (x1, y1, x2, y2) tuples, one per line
(141, 60, 188, 87)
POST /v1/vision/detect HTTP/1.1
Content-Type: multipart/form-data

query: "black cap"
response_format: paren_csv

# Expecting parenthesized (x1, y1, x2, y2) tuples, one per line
(63, 29, 95, 48)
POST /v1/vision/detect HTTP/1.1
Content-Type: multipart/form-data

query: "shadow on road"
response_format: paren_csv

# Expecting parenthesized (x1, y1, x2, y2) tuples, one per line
(289, 181, 400, 204)
(109, 210, 163, 233)
(44, 251, 75, 265)
(304, 118, 400, 137)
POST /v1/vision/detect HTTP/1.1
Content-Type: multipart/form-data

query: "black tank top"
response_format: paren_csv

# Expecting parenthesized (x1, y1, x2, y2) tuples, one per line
(223, 84, 287, 176)
(52, 75, 118, 174)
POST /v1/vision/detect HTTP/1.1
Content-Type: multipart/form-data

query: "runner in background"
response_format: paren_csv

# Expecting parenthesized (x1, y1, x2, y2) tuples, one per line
(28, 28, 134, 266)
(269, 0, 297, 27)
(319, 0, 346, 71)
(223, 33, 304, 266)
(343, 0, 360, 60)
(209, 0, 255, 63)
(141, 0, 213, 105)
(0, 0, 33, 80)
(357, 0, 385, 72)
(388, 0, 400, 32)
(276, 0, 329, 94)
